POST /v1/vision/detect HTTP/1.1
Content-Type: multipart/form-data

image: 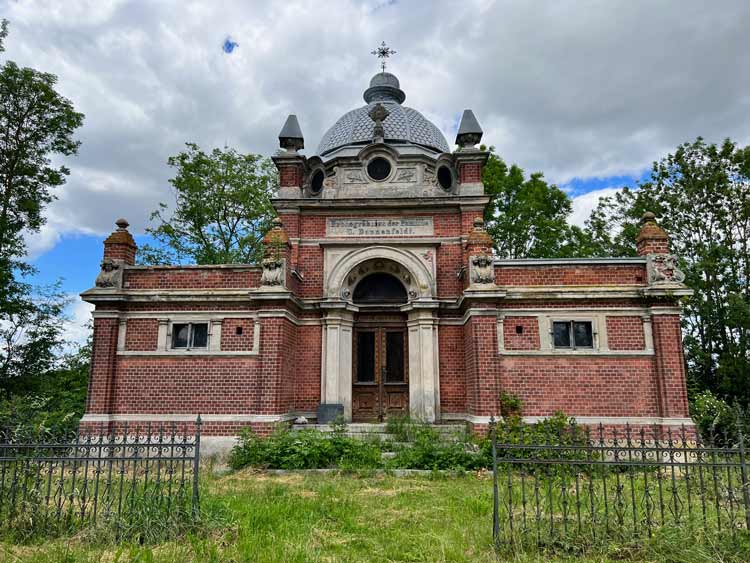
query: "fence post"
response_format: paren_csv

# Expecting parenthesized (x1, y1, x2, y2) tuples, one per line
(192, 414, 202, 517)
(490, 415, 500, 551)
(736, 410, 750, 530)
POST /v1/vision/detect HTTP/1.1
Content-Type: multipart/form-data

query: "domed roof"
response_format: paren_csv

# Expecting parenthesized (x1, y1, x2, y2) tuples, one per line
(317, 72, 450, 156)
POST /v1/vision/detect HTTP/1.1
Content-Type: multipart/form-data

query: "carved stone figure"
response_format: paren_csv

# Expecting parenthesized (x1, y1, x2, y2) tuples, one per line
(95, 258, 123, 288)
(647, 254, 686, 285)
(470, 254, 494, 285)
(345, 170, 366, 184)
(261, 258, 285, 286)
(394, 168, 416, 182)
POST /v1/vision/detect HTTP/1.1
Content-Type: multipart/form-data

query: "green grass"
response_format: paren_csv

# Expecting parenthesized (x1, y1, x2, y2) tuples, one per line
(2, 470, 750, 562)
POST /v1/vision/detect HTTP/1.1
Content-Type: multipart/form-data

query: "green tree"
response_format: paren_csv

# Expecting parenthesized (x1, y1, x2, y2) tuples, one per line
(482, 149, 583, 258)
(140, 143, 278, 265)
(0, 19, 8, 52)
(0, 47, 84, 297)
(585, 138, 750, 404)
(0, 22, 86, 405)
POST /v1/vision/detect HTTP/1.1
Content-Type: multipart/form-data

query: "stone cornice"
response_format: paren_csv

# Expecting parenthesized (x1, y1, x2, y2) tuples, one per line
(495, 258, 646, 266)
(272, 195, 490, 212)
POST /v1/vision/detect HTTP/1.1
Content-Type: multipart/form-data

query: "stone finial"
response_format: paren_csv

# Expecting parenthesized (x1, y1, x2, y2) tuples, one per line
(103, 217, 137, 265)
(455, 109, 483, 149)
(263, 217, 290, 247)
(466, 216, 494, 248)
(278, 114, 304, 152)
(636, 211, 669, 256)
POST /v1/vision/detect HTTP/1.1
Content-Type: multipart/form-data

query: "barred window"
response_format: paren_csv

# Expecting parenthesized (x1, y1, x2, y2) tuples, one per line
(171, 323, 208, 349)
(552, 321, 593, 349)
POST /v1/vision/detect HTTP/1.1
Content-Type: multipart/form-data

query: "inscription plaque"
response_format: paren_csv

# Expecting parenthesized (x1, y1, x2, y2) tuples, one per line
(326, 217, 434, 237)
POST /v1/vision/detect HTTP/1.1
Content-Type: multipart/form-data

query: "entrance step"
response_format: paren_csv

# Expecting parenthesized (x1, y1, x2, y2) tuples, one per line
(291, 422, 468, 443)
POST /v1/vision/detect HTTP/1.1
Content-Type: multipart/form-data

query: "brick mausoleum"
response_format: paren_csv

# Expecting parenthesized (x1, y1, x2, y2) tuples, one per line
(81, 70, 694, 452)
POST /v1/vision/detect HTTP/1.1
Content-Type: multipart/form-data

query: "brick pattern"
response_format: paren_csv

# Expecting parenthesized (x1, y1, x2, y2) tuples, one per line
(459, 162, 482, 183)
(295, 323, 322, 412)
(125, 318, 158, 351)
(652, 315, 690, 417)
(279, 164, 303, 187)
(86, 318, 119, 414)
(124, 268, 260, 290)
(103, 244, 136, 264)
(439, 325, 466, 414)
(495, 265, 647, 286)
(500, 356, 659, 417)
(464, 316, 501, 416)
(637, 239, 669, 255)
(503, 316, 540, 350)
(220, 318, 255, 351)
(606, 316, 645, 350)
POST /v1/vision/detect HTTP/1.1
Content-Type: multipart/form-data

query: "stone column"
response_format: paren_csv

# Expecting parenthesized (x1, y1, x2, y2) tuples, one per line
(320, 306, 354, 420)
(407, 307, 440, 422)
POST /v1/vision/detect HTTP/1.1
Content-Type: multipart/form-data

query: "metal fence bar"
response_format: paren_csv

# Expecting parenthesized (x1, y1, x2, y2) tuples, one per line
(491, 417, 750, 554)
(0, 417, 201, 539)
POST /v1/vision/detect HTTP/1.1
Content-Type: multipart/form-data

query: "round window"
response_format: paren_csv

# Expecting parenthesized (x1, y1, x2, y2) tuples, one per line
(367, 157, 391, 181)
(310, 169, 325, 194)
(437, 165, 453, 190)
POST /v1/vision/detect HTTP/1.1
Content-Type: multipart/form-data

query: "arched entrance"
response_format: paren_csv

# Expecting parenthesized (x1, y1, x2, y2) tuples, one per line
(351, 272, 408, 421)
(320, 248, 440, 423)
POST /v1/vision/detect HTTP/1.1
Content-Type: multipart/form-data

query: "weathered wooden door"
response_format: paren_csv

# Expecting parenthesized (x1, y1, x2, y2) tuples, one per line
(352, 326, 408, 422)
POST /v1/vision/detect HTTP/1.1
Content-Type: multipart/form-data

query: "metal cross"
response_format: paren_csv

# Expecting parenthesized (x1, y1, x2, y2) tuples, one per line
(371, 41, 396, 73)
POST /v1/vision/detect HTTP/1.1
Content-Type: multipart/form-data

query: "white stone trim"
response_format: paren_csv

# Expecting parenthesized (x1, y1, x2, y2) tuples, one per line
(437, 308, 499, 326)
(498, 308, 653, 355)
(495, 258, 646, 266)
(117, 350, 260, 357)
(442, 413, 694, 426)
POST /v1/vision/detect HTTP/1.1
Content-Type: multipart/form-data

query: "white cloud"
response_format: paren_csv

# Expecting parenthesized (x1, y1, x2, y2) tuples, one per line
(1, 0, 748, 244)
(61, 296, 93, 351)
(569, 187, 622, 228)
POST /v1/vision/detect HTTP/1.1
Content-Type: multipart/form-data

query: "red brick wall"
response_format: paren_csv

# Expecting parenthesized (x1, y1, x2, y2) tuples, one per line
(652, 314, 690, 417)
(123, 268, 260, 290)
(103, 244, 136, 264)
(606, 316, 646, 350)
(279, 164, 303, 187)
(436, 243, 462, 298)
(86, 317, 119, 414)
(125, 318, 158, 351)
(459, 162, 482, 184)
(295, 323, 322, 412)
(439, 324, 466, 413)
(464, 315, 501, 416)
(220, 318, 255, 351)
(495, 265, 646, 286)
(503, 316, 540, 350)
(500, 356, 659, 417)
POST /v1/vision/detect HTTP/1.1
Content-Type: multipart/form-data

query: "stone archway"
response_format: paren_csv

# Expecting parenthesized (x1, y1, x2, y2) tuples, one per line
(319, 247, 440, 423)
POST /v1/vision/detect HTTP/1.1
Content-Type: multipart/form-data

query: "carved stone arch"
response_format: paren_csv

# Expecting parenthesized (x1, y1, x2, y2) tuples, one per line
(326, 246, 435, 302)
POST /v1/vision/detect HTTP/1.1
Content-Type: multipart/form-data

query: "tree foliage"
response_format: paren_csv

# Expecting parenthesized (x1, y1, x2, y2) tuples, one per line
(586, 138, 750, 404)
(140, 143, 278, 265)
(482, 149, 587, 258)
(0, 21, 87, 424)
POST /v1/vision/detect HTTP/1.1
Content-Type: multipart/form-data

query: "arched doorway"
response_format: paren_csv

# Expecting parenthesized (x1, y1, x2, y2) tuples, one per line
(351, 272, 408, 421)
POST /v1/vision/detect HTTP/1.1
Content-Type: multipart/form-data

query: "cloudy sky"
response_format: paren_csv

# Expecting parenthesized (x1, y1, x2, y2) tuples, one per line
(2, 0, 749, 341)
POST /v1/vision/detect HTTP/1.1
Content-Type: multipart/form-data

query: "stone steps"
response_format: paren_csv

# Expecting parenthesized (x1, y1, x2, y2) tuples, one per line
(290, 422, 468, 445)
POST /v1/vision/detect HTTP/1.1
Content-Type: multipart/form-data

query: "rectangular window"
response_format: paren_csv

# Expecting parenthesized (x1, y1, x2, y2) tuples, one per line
(171, 322, 209, 349)
(356, 332, 375, 383)
(552, 321, 594, 349)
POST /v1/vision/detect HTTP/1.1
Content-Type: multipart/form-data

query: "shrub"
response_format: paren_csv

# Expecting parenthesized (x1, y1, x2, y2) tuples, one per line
(390, 425, 482, 471)
(689, 390, 747, 445)
(228, 426, 382, 470)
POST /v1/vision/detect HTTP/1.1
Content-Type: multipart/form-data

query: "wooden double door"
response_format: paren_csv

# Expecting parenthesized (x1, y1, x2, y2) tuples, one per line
(352, 319, 408, 422)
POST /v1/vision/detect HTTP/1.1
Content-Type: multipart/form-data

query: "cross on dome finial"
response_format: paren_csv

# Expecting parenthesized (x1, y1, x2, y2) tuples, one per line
(371, 41, 396, 73)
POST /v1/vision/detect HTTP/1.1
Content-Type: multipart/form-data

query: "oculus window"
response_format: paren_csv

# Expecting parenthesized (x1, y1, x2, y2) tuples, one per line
(367, 157, 391, 181)
(310, 169, 325, 194)
(171, 322, 209, 349)
(552, 321, 593, 349)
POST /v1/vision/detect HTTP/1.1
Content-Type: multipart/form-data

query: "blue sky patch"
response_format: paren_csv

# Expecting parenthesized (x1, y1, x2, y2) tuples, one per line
(223, 37, 239, 53)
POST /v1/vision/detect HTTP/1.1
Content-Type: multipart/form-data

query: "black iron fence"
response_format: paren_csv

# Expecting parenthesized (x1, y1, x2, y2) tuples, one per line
(489, 418, 750, 552)
(0, 417, 201, 539)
